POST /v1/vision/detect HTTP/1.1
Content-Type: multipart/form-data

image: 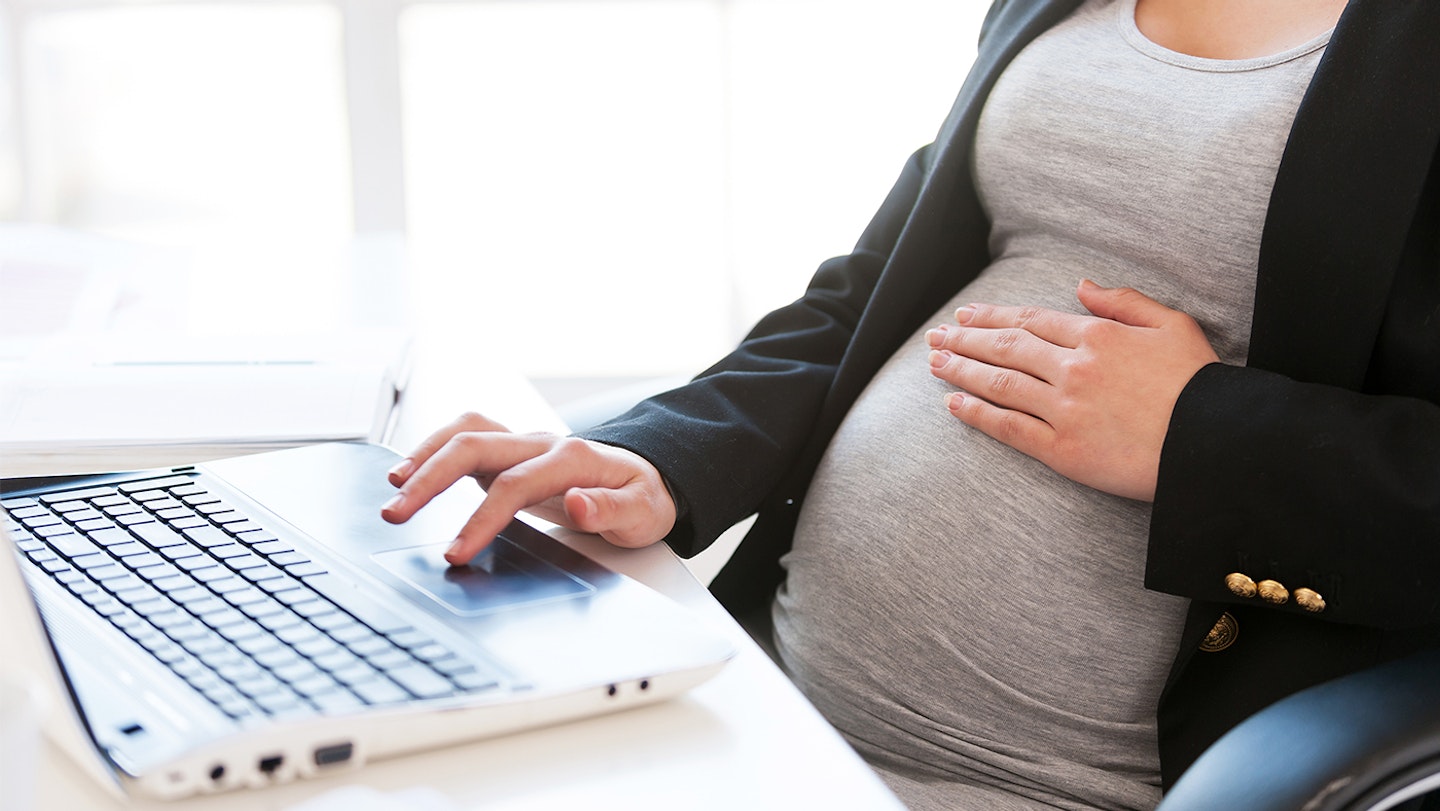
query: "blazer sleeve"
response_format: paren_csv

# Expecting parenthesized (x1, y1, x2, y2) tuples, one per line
(1146, 362, 1440, 629)
(578, 142, 935, 557)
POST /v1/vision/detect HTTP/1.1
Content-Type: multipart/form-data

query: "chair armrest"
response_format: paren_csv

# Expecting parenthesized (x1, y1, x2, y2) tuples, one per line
(1157, 649, 1440, 811)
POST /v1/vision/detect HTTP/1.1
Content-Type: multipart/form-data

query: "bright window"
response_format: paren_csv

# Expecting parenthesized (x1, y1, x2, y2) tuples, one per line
(3, 0, 984, 378)
(15, 3, 350, 245)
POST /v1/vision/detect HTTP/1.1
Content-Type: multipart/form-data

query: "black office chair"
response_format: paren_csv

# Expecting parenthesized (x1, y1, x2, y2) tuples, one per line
(1156, 649, 1440, 811)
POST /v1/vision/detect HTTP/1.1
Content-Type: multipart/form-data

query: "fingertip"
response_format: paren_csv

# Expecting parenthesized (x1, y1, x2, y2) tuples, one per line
(386, 458, 415, 486)
(566, 489, 598, 527)
(445, 537, 475, 566)
(380, 494, 406, 524)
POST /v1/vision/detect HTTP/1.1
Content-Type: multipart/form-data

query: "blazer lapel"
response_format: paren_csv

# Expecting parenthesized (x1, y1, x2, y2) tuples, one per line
(1248, 0, 1440, 387)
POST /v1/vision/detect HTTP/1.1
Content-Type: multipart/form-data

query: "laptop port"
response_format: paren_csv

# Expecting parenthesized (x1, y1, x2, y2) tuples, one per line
(313, 742, 354, 767)
(258, 755, 284, 776)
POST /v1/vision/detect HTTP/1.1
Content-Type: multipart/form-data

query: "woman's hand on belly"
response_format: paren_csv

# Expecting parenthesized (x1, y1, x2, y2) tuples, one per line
(925, 279, 1219, 502)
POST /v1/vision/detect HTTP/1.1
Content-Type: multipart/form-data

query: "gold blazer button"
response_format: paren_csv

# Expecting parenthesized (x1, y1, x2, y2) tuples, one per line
(1225, 573, 1257, 599)
(1257, 579, 1289, 605)
(1201, 612, 1240, 653)
(1294, 587, 1327, 613)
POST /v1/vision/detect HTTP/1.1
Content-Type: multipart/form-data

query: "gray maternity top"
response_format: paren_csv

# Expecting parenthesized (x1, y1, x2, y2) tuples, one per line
(772, 1, 1331, 808)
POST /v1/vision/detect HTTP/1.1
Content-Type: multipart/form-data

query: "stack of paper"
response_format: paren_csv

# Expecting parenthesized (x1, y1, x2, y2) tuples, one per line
(0, 332, 410, 478)
(0, 224, 415, 479)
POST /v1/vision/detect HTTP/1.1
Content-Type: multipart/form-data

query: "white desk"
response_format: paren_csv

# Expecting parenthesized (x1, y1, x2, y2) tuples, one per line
(23, 324, 905, 810)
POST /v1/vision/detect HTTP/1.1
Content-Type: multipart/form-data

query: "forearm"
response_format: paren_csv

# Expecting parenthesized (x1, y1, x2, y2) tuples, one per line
(1146, 362, 1440, 628)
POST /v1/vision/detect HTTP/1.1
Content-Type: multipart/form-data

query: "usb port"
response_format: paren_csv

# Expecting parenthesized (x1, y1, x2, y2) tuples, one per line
(313, 742, 354, 768)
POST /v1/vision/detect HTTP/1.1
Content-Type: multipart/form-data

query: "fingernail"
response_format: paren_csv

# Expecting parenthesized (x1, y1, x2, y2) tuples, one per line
(929, 349, 950, 368)
(926, 326, 948, 347)
(955, 305, 976, 324)
(575, 492, 595, 521)
(947, 392, 966, 411)
(381, 494, 404, 513)
(445, 538, 468, 562)
(387, 458, 414, 480)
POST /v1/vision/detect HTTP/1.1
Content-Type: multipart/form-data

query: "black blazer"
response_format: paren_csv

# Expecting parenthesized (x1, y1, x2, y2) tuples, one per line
(584, 0, 1440, 788)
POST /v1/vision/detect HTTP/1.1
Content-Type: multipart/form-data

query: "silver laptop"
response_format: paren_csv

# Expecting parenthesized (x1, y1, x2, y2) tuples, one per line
(0, 441, 734, 801)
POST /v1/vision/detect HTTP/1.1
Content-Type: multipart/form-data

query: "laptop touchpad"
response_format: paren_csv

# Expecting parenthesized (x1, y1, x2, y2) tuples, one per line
(373, 538, 596, 617)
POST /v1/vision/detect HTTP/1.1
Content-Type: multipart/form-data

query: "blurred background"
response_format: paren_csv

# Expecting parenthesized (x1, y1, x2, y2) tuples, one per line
(0, 0, 985, 413)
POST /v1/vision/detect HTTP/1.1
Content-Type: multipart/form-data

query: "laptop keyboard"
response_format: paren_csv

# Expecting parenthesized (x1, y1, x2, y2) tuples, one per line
(3, 475, 502, 722)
